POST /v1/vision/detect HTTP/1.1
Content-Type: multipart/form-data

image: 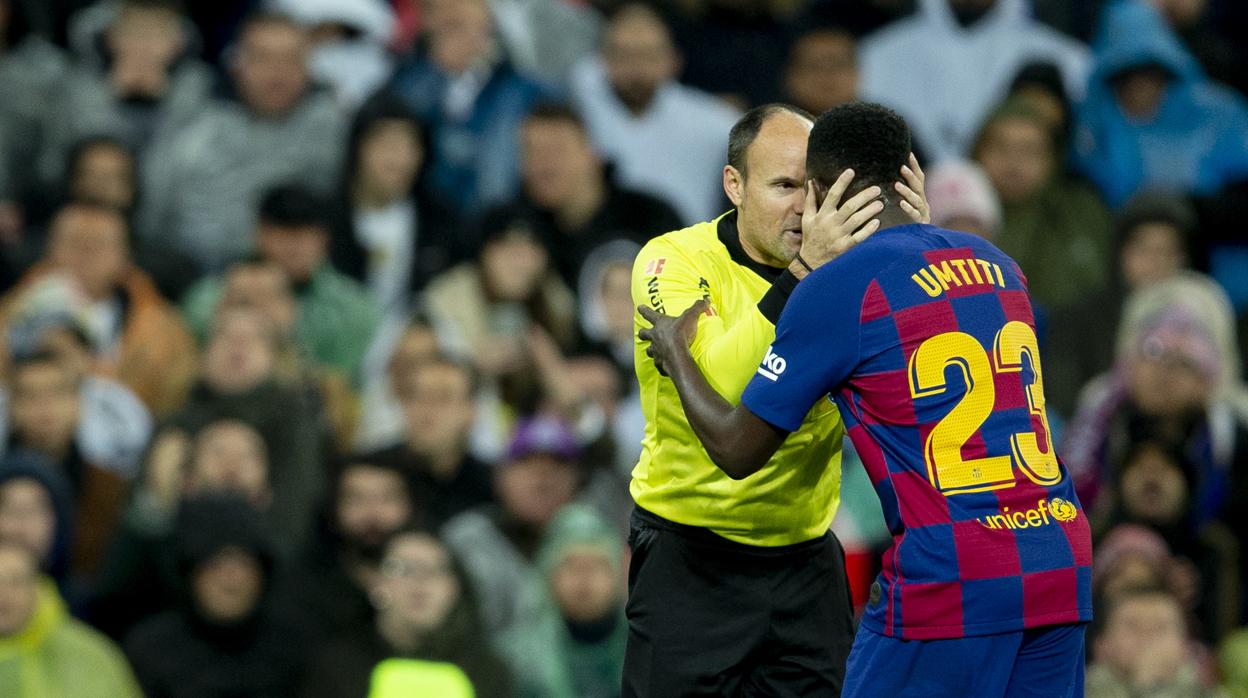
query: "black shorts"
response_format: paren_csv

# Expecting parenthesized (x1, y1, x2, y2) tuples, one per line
(622, 506, 855, 697)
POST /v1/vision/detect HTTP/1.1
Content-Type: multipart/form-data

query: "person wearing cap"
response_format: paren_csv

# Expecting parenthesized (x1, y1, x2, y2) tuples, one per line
(508, 504, 628, 698)
(0, 278, 152, 479)
(0, 540, 142, 698)
(1063, 273, 1248, 541)
(123, 494, 310, 698)
(923, 159, 1002, 240)
(441, 414, 589, 686)
(0, 201, 198, 416)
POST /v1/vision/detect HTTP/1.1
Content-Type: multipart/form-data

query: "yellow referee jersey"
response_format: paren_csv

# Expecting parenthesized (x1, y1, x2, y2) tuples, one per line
(631, 211, 844, 547)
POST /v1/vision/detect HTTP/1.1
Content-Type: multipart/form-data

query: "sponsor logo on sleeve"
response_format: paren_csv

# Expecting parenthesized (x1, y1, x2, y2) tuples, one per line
(757, 345, 787, 381)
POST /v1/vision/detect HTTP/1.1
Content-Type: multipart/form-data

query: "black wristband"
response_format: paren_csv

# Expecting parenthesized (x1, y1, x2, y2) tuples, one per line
(795, 253, 815, 274)
(757, 269, 801, 324)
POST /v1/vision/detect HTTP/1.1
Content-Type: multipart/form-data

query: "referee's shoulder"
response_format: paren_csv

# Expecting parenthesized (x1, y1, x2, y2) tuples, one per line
(638, 217, 720, 258)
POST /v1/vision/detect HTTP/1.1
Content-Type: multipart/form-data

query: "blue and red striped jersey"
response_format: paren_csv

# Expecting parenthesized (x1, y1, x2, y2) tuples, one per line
(741, 223, 1092, 640)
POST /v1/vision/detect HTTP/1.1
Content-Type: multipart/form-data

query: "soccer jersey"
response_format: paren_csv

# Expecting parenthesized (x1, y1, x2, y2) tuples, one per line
(742, 223, 1092, 638)
(631, 212, 844, 547)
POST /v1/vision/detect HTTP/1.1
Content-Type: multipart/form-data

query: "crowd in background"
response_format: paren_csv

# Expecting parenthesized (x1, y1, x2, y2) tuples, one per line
(1, 0, 1247, 695)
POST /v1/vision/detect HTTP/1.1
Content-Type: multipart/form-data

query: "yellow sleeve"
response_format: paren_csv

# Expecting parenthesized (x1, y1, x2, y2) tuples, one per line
(633, 239, 777, 402)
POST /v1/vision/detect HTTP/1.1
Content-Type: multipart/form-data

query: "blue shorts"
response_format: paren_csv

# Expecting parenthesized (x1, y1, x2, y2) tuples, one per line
(842, 623, 1086, 697)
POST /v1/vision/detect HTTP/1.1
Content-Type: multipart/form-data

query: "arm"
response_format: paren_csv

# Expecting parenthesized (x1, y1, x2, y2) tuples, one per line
(638, 302, 787, 479)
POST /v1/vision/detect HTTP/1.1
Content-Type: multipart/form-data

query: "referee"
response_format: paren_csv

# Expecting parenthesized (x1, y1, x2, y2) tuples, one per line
(624, 104, 928, 695)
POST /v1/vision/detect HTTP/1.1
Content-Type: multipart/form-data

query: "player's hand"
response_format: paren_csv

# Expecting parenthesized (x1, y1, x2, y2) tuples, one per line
(795, 169, 883, 278)
(637, 300, 708, 377)
(896, 152, 930, 224)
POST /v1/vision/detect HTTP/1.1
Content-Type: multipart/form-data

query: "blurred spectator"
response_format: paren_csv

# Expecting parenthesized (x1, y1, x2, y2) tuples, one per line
(1095, 440, 1240, 642)
(353, 315, 441, 452)
(0, 450, 75, 590)
(667, 0, 793, 109)
(273, 0, 396, 110)
(515, 102, 681, 288)
(0, 0, 67, 239)
(1150, 0, 1248, 99)
(783, 25, 858, 117)
(973, 97, 1114, 310)
(137, 10, 345, 277)
(1094, 524, 1177, 604)
(1046, 191, 1195, 416)
(291, 454, 416, 642)
(859, 0, 1089, 162)
(38, 0, 213, 190)
(381, 355, 494, 531)
(165, 306, 327, 552)
(577, 239, 640, 378)
(569, 3, 740, 224)
(923, 159, 1001, 239)
(0, 541, 141, 697)
(390, 0, 547, 219)
(91, 419, 275, 638)
(1, 295, 152, 477)
(1088, 587, 1219, 696)
(423, 207, 577, 394)
(1221, 628, 1248, 698)
(300, 529, 513, 698)
(329, 95, 459, 318)
(65, 136, 137, 215)
(442, 416, 590, 676)
(1, 202, 197, 416)
(1006, 61, 1073, 142)
(1073, 0, 1248, 207)
(515, 504, 626, 697)
(183, 185, 381, 383)
(1063, 273, 1248, 528)
(487, 0, 602, 86)
(123, 494, 309, 698)
(1, 351, 132, 578)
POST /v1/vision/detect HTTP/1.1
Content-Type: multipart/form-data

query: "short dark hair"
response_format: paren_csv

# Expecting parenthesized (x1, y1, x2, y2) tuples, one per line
(806, 102, 911, 198)
(727, 103, 814, 178)
(257, 184, 329, 230)
(525, 101, 587, 132)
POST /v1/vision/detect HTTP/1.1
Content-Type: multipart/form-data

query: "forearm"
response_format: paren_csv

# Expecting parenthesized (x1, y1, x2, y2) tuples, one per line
(665, 345, 772, 480)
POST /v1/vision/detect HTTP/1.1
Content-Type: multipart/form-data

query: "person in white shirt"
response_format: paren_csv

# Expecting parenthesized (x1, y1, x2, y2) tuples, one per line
(569, 3, 739, 225)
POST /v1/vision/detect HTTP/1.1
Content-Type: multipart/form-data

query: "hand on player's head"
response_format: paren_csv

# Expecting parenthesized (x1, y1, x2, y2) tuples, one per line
(796, 168, 883, 274)
(896, 153, 930, 224)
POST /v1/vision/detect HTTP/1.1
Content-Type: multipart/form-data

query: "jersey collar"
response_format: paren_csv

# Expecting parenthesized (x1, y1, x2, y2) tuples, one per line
(717, 210, 783, 282)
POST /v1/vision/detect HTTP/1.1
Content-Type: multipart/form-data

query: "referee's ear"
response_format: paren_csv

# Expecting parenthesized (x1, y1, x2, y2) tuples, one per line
(724, 165, 745, 207)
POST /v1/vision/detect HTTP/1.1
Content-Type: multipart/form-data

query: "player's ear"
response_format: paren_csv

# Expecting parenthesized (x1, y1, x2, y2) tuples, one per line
(724, 165, 745, 207)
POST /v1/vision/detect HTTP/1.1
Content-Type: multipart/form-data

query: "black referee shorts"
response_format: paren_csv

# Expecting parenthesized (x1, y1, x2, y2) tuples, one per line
(622, 506, 855, 697)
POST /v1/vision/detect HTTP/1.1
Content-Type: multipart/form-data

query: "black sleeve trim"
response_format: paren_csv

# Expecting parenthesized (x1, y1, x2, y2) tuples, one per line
(757, 269, 801, 324)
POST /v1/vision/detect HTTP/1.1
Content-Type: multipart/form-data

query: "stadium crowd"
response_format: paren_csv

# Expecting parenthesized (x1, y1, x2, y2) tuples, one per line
(0, 0, 1247, 695)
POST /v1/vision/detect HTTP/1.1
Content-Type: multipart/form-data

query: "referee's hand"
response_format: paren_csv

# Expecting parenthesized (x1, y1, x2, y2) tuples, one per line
(795, 169, 883, 276)
(638, 300, 708, 377)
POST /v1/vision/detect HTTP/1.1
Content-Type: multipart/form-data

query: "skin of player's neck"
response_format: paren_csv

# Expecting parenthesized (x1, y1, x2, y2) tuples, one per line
(877, 203, 913, 231)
